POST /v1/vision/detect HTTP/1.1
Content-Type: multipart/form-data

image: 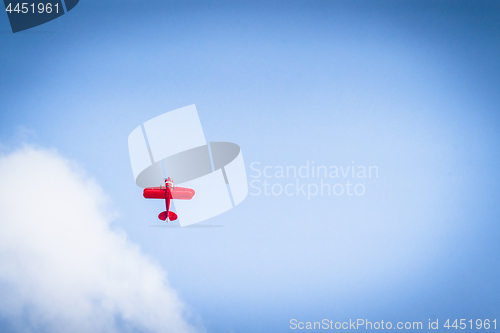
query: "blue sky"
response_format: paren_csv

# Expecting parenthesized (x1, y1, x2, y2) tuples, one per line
(0, 1, 499, 332)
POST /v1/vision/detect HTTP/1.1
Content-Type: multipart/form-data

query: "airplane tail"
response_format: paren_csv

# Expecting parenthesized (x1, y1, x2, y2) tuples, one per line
(158, 211, 178, 221)
(169, 211, 178, 221)
(158, 211, 167, 221)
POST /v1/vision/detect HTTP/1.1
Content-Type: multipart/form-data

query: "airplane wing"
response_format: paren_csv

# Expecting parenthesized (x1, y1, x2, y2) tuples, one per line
(171, 187, 195, 200)
(143, 187, 166, 199)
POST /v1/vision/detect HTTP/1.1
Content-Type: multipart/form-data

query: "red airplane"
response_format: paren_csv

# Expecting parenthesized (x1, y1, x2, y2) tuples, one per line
(143, 177, 195, 222)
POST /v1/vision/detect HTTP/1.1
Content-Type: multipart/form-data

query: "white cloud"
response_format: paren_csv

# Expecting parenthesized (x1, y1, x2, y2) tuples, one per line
(0, 146, 201, 333)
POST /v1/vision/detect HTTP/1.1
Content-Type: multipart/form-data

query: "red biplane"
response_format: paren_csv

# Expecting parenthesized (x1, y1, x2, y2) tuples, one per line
(143, 177, 195, 222)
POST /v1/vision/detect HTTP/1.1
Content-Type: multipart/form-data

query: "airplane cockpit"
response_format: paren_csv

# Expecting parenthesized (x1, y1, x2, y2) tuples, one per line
(165, 177, 174, 189)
